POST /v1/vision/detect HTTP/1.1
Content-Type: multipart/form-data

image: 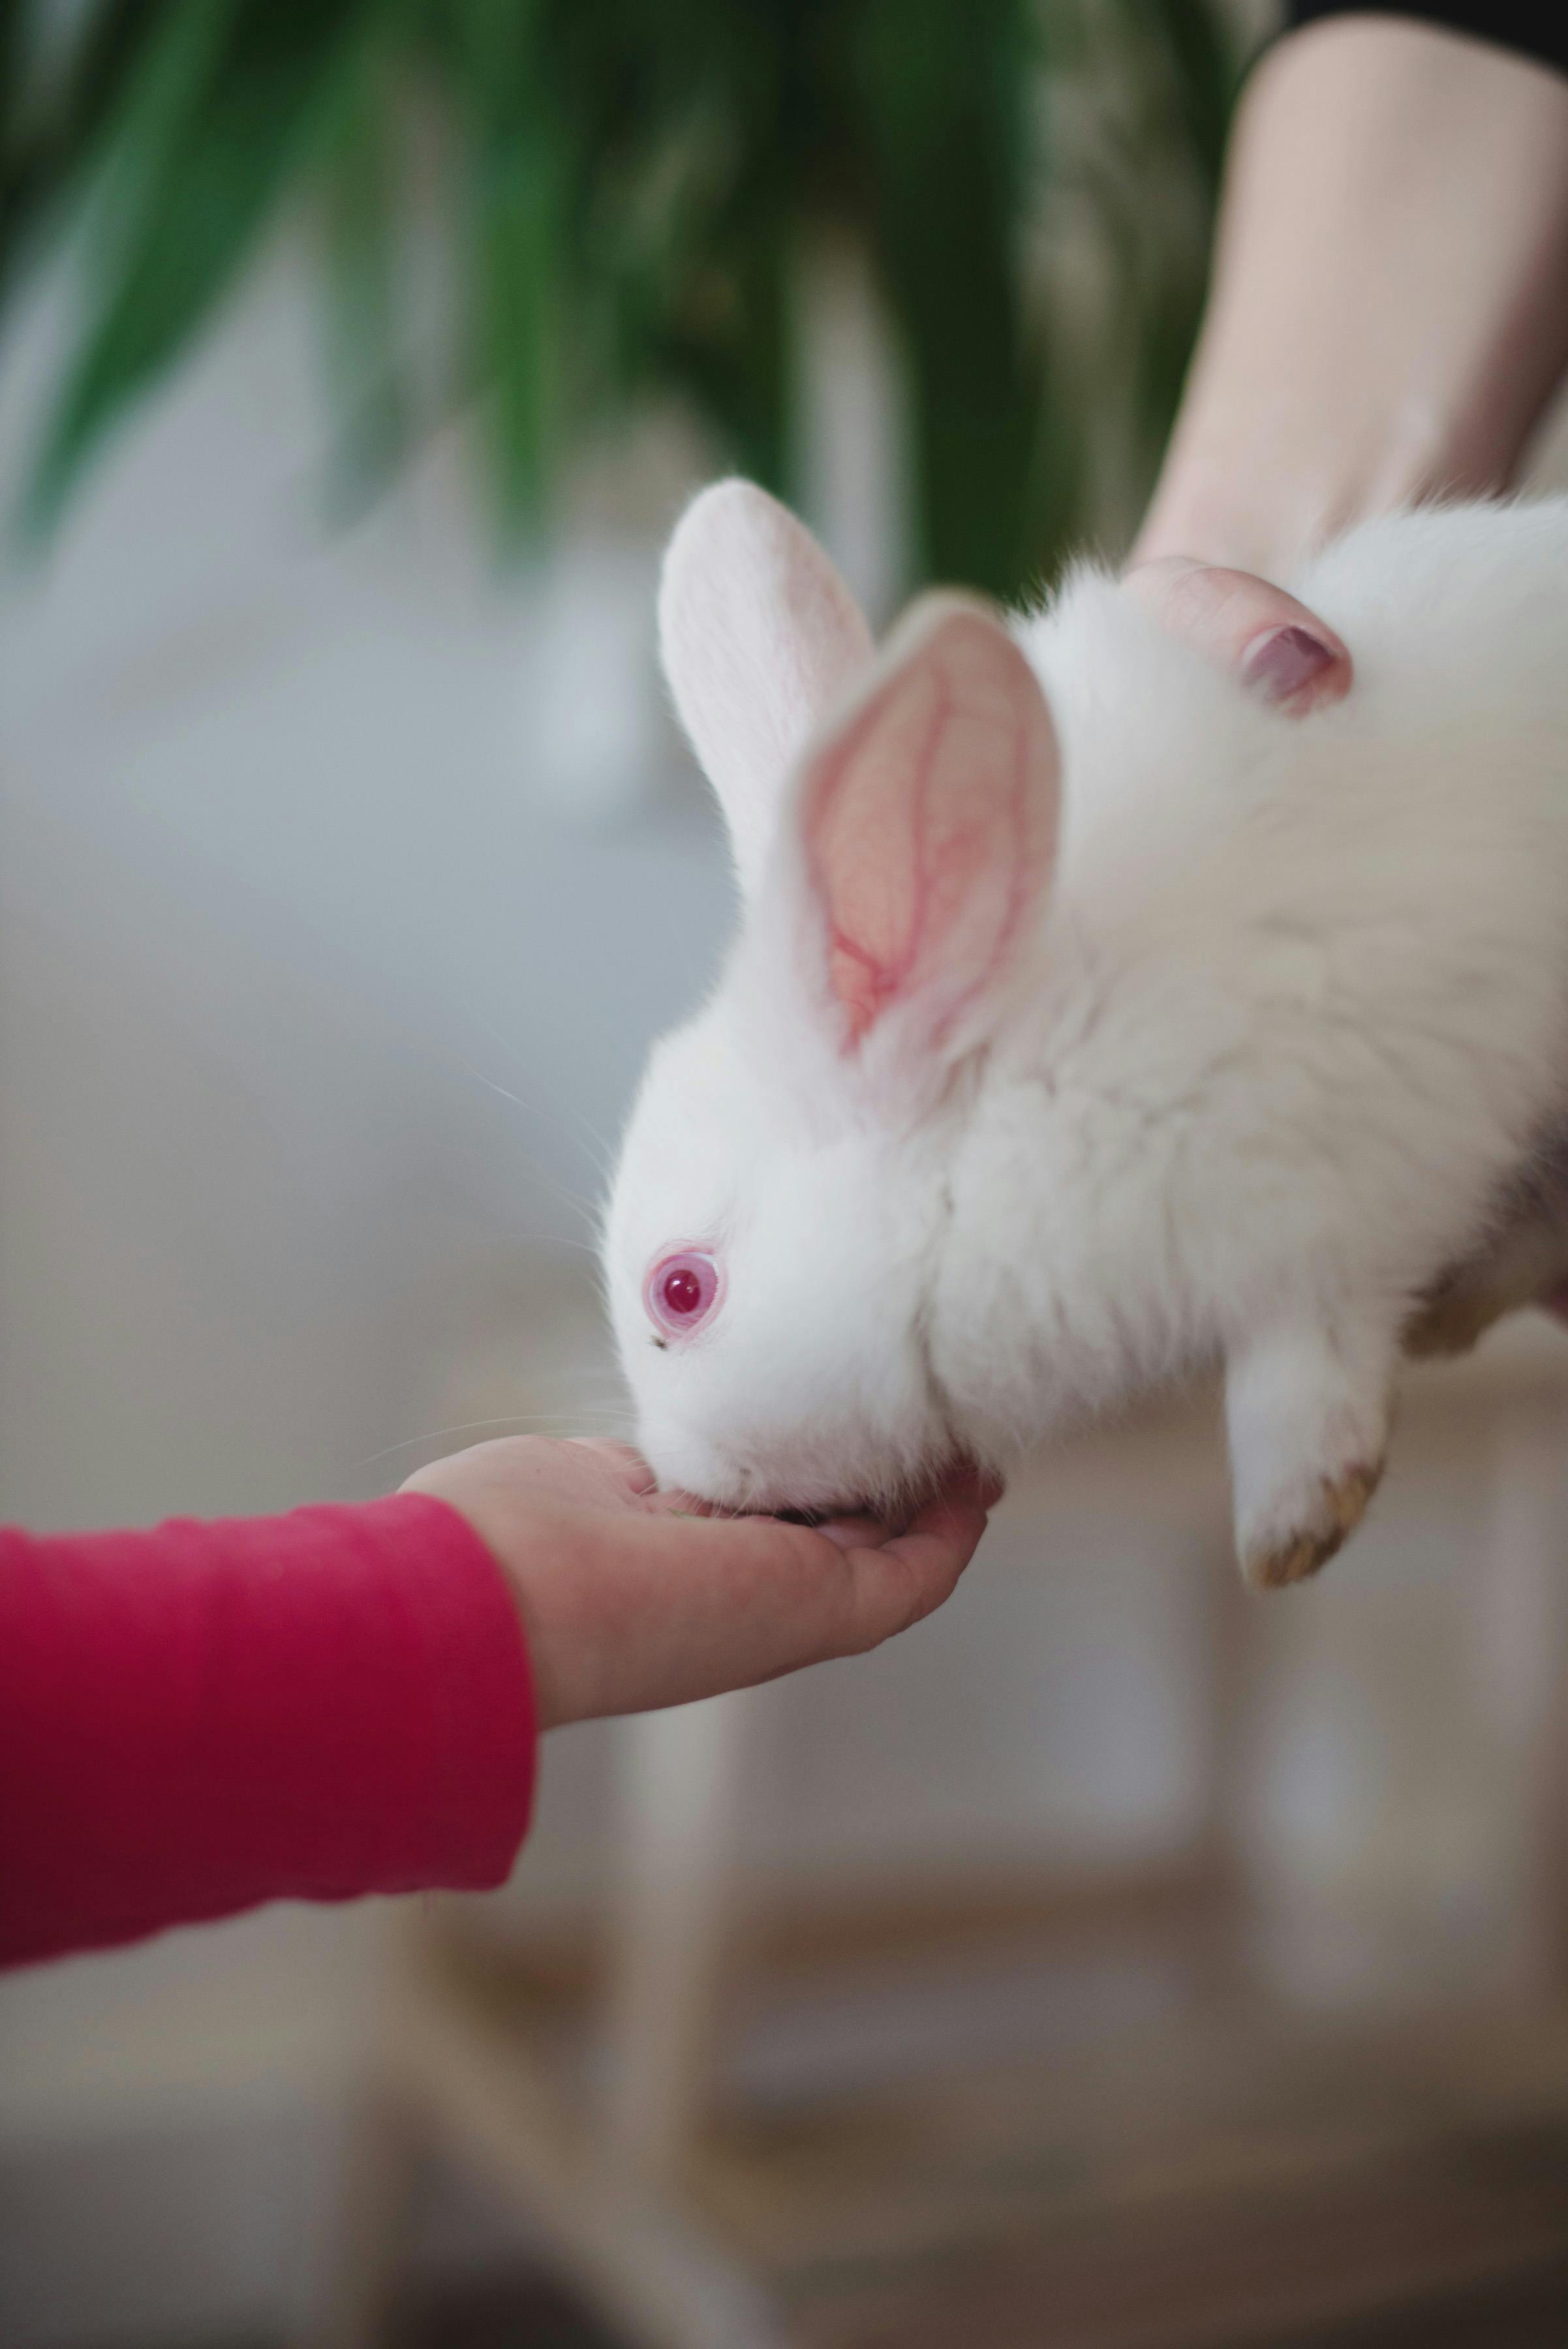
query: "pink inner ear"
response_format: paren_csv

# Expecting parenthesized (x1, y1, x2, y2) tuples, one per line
(801, 607, 1059, 1050)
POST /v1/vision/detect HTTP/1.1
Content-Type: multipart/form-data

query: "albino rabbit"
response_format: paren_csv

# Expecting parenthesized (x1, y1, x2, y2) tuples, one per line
(602, 480, 1568, 1586)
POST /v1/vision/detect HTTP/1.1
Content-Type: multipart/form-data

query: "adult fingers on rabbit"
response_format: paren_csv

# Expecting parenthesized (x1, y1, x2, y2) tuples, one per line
(1126, 557, 1352, 713)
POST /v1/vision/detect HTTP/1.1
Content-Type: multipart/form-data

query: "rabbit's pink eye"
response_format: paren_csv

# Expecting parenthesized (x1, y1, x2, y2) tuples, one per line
(645, 1250, 722, 1337)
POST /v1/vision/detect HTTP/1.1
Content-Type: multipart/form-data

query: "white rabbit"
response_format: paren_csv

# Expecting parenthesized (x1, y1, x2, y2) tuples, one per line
(601, 480, 1568, 1586)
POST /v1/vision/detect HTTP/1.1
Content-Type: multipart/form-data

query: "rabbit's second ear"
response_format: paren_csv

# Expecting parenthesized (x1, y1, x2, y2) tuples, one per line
(793, 594, 1060, 1078)
(659, 481, 873, 895)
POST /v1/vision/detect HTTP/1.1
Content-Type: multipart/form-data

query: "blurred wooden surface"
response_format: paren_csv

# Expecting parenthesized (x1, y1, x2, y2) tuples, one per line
(311, 1316, 1568, 2349)
(357, 1925, 1568, 2349)
(390, 2254, 1568, 2349)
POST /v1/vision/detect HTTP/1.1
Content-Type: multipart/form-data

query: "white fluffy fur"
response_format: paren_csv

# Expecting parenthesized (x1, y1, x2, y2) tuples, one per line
(604, 482, 1568, 1582)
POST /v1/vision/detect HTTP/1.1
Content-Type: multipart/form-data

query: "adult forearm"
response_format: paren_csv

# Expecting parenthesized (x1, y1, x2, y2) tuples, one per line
(1133, 18, 1568, 575)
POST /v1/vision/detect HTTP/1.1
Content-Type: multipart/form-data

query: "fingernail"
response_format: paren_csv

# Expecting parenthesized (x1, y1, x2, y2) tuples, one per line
(1240, 624, 1335, 707)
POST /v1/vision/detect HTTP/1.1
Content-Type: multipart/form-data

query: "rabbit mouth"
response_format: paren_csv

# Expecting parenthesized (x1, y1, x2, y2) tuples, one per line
(771, 1500, 929, 1530)
(767, 1457, 977, 1533)
(643, 1406, 971, 1526)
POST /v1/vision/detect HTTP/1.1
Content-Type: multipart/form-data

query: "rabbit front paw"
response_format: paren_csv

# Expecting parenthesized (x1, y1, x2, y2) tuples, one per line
(1241, 1458, 1385, 1590)
(1225, 1314, 1397, 1592)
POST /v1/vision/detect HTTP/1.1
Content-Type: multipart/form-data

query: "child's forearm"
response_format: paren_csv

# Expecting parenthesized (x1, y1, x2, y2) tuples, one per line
(1134, 18, 1568, 576)
(0, 1496, 535, 1969)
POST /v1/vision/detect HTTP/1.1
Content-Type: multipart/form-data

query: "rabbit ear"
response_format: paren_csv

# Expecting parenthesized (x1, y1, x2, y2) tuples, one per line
(792, 592, 1060, 1079)
(659, 481, 873, 895)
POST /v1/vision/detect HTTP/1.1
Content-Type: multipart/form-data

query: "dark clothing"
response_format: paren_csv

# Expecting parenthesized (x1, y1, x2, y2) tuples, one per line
(1283, 5, 1568, 76)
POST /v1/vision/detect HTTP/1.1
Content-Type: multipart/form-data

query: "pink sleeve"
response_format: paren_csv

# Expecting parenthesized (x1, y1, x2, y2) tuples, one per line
(0, 1494, 536, 1970)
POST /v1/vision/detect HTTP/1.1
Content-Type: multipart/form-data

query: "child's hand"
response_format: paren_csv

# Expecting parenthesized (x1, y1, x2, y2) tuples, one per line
(401, 1438, 999, 1728)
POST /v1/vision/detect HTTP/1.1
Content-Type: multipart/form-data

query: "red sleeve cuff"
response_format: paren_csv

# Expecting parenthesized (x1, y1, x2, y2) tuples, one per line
(0, 1493, 537, 1969)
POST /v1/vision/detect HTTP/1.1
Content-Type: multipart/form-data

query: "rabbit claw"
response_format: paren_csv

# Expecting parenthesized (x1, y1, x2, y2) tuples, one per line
(1242, 1457, 1385, 1590)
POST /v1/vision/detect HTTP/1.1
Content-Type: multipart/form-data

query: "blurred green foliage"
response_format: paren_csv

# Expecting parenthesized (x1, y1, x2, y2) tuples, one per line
(0, 0, 1240, 596)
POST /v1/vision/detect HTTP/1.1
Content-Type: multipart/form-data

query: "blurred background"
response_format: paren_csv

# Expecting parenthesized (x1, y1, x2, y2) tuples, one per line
(9, 3, 1568, 2345)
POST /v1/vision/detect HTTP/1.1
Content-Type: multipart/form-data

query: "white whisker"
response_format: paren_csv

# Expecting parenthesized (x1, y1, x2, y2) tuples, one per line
(354, 1409, 631, 1469)
(455, 1066, 601, 1224)
(455, 1047, 618, 1186)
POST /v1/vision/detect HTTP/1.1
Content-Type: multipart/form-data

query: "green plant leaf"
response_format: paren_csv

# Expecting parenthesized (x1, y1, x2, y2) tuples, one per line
(434, 1, 563, 543)
(0, 0, 1238, 569)
(22, 0, 387, 537)
(852, 0, 1045, 597)
(0, 0, 151, 308)
(315, 23, 414, 513)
